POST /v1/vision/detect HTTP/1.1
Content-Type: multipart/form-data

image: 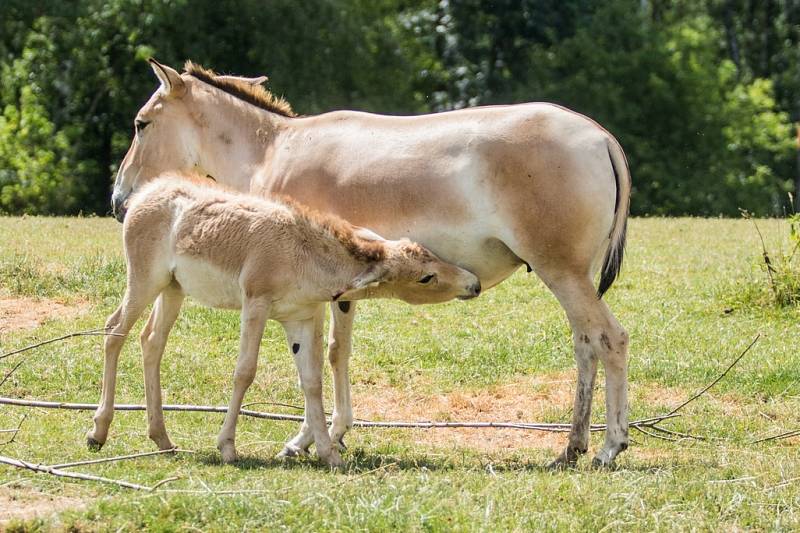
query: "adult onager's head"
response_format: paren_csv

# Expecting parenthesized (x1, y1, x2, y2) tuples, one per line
(89, 175, 480, 466)
(112, 60, 292, 221)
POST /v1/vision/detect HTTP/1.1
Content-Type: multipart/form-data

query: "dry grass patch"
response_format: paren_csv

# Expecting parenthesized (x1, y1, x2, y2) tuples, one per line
(0, 487, 85, 527)
(0, 294, 89, 334)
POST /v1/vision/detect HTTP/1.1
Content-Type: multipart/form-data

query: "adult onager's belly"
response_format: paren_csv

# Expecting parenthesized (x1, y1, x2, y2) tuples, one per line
(262, 103, 614, 289)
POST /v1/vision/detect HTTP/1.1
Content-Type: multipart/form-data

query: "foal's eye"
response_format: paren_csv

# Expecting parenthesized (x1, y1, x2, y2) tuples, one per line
(418, 274, 435, 284)
(135, 120, 151, 132)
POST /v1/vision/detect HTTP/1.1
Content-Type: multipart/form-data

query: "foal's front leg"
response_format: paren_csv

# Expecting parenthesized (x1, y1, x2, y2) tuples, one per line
(216, 297, 269, 463)
(278, 308, 342, 467)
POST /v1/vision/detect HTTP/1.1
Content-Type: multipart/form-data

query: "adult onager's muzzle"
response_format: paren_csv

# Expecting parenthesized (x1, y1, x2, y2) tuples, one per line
(111, 192, 129, 222)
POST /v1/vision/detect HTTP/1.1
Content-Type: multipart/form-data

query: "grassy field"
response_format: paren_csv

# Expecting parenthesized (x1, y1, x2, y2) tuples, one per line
(0, 216, 799, 531)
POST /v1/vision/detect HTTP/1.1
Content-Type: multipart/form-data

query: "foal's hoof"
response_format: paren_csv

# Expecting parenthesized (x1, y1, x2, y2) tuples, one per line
(276, 444, 309, 460)
(335, 437, 347, 453)
(86, 434, 104, 451)
(547, 447, 584, 470)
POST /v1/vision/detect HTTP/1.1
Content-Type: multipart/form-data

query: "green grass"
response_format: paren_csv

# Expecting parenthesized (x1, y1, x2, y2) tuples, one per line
(1, 216, 799, 531)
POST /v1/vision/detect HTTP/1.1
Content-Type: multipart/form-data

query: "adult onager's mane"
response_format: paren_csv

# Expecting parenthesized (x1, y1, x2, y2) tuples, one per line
(184, 61, 296, 117)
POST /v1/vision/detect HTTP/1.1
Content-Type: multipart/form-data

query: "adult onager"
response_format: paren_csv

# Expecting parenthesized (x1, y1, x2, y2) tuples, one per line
(112, 59, 632, 467)
(88, 175, 481, 466)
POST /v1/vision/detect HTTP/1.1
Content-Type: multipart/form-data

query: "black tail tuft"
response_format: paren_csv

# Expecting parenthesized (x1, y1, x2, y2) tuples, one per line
(597, 217, 627, 298)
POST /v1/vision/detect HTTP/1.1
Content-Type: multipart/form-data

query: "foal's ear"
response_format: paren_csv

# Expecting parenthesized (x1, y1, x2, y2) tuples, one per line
(333, 263, 389, 300)
(349, 263, 389, 290)
(216, 74, 269, 86)
(148, 58, 186, 96)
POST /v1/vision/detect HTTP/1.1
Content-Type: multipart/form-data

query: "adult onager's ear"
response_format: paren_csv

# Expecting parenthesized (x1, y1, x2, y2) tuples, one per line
(216, 74, 269, 86)
(148, 58, 185, 96)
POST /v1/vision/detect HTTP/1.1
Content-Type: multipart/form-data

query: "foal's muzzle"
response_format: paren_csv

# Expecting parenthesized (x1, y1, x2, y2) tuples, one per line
(458, 281, 482, 300)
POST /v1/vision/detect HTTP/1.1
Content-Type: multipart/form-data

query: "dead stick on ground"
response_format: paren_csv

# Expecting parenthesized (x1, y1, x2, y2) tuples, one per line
(0, 360, 26, 388)
(0, 414, 27, 447)
(0, 396, 679, 432)
(49, 447, 194, 469)
(0, 328, 124, 361)
(752, 429, 800, 444)
(0, 455, 180, 491)
(665, 334, 760, 417)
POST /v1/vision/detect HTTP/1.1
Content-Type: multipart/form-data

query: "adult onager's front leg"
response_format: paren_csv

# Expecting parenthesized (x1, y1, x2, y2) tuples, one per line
(328, 300, 356, 450)
(217, 297, 270, 463)
(279, 307, 342, 467)
(545, 275, 629, 468)
(139, 285, 184, 451)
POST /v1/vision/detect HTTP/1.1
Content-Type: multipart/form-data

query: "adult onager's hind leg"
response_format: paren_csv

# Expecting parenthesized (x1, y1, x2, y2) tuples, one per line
(279, 307, 342, 467)
(217, 297, 270, 463)
(87, 284, 160, 449)
(545, 274, 629, 468)
(139, 285, 184, 451)
(328, 301, 356, 450)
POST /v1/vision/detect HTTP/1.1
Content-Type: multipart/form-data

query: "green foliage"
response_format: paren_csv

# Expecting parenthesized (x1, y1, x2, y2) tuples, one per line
(0, 0, 797, 215)
(731, 212, 800, 308)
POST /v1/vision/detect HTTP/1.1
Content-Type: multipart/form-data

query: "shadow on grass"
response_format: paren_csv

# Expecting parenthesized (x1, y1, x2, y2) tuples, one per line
(190, 446, 703, 474)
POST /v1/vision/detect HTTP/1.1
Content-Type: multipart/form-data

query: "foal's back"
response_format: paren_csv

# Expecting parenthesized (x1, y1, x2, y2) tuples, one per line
(124, 178, 296, 309)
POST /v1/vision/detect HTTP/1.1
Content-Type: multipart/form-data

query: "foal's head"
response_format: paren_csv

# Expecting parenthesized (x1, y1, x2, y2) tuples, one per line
(336, 235, 482, 305)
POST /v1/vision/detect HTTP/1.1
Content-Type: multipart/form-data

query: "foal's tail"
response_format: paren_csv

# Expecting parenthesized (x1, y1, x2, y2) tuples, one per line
(597, 137, 631, 298)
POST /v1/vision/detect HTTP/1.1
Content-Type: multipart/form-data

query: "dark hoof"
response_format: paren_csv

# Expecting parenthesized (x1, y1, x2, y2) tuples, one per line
(591, 456, 617, 470)
(87, 436, 104, 451)
(337, 437, 347, 452)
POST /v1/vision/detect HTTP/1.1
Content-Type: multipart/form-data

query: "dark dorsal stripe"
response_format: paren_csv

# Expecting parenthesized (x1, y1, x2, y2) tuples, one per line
(184, 61, 296, 118)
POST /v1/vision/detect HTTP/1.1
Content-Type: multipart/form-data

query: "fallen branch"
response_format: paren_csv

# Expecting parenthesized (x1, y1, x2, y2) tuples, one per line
(49, 447, 193, 469)
(666, 334, 759, 417)
(0, 328, 124, 361)
(0, 455, 180, 491)
(0, 395, 679, 433)
(752, 429, 800, 444)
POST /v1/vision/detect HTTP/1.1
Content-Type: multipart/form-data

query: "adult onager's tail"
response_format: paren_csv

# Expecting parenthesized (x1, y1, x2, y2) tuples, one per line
(597, 138, 631, 298)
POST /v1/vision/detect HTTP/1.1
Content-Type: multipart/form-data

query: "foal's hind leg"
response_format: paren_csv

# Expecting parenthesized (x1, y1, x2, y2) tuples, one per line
(139, 284, 184, 450)
(87, 282, 160, 449)
(543, 274, 629, 468)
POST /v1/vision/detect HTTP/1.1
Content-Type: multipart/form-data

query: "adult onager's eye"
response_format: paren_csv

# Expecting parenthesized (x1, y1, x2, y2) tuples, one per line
(135, 120, 151, 132)
(418, 274, 435, 284)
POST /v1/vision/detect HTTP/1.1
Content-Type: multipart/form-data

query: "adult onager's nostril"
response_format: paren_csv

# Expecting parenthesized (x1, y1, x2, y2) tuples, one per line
(112, 193, 128, 223)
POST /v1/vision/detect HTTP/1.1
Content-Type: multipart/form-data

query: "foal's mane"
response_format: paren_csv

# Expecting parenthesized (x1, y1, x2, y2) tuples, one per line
(184, 61, 296, 117)
(276, 195, 386, 263)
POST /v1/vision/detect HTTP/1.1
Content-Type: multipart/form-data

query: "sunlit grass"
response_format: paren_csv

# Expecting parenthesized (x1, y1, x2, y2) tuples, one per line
(0, 216, 799, 531)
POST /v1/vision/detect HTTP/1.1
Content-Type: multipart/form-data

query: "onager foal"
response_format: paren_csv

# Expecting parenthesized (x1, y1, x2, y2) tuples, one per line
(87, 176, 481, 466)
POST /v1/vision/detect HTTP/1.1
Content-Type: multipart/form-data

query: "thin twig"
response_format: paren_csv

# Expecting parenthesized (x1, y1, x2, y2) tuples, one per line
(0, 455, 180, 491)
(0, 328, 124, 361)
(49, 447, 192, 469)
(0, 396, 680, 433)
(647, 424, 710, 441)
(632, 425, 678, 441)
(752, 429, 800, 444)
(0, 360, 26, 388)
(0, 414, 27, 447)
(742, 211, 778, 298)
(666, 335, 759, 417)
